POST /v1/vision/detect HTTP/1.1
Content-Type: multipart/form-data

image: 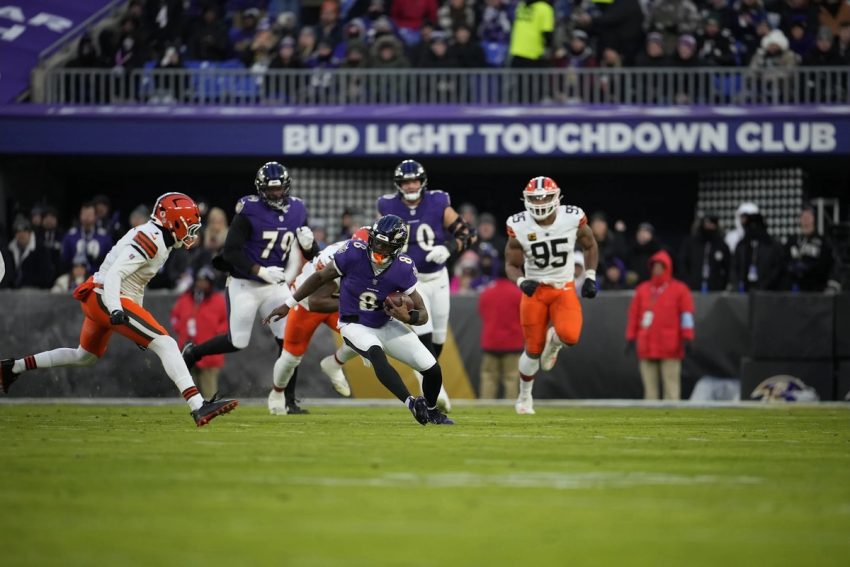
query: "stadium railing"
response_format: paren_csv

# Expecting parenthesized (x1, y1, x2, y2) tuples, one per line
(43, 66, 850, 106)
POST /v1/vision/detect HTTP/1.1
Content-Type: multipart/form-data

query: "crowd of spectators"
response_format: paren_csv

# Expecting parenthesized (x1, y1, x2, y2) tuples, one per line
(69, 0, 850, 80)
(0, 194, 844, 295)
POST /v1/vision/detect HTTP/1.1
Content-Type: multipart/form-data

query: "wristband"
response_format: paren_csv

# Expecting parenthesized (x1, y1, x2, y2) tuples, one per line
(285, 296, 298, 308)
(408, 309, 420, 325)
(584, 270, 596, 281)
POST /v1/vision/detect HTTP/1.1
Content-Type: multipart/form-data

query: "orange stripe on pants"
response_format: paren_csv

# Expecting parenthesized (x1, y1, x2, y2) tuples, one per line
(519, 284, 583, 356)
(283, 305, 339, 357)
(79, 291, 168, 356)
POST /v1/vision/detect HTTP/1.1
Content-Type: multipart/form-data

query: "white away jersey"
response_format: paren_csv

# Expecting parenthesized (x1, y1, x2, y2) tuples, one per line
(93, 221, 171, 312)
(506, 205, 587, 287)
(293, 241, 346, 309)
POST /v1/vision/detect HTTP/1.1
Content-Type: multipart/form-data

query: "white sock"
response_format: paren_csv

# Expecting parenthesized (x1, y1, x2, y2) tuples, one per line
(15, 347, 97, 373)
(335, 344, 358, 364)
(147, 336, 203, 410)
(273, 350, 302, 390)
(519, 378, 534, 398)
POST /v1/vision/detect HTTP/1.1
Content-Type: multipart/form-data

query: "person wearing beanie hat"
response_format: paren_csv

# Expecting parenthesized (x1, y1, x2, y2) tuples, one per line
(7, 216, 55, 289)
(697, 12, 738, 66)
(679, 212, 731, 292)
(635, 31, 670, 69)
(649, 0, 701, 55)
(627, 221, 664, 285)
(750, 28, 798, 78)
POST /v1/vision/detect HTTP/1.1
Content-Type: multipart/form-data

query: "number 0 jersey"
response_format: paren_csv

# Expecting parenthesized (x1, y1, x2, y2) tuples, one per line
(377, 190, 450, 274)
(506, 205, 587, 288)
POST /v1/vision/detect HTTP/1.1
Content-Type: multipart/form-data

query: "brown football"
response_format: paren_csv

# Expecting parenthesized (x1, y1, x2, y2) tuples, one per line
(385, 291, 413, 310)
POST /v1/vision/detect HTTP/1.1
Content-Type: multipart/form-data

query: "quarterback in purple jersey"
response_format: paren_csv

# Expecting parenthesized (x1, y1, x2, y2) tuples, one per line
(183, 161, 318, 413)
(265, 215, 453, 425)
(376, 159, 476, 412)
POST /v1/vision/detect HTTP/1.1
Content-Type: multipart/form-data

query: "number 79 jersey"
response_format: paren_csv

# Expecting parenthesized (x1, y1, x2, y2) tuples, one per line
(506, 205, 587, 288)
(233, 194, 308, 282)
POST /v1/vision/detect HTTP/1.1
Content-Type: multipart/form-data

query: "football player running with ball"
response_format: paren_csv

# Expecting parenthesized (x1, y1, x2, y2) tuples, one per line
(264, 215, 453, 426)
(505, 177, 599, 415)
(376, 159, 476, 412)
(182, 162, 319, 414)
(0, 193, 238, 427)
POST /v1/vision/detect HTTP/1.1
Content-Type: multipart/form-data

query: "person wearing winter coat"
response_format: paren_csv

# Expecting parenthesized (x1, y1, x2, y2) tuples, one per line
(625, 250, 695, 400)
(170, 268, 228, 398)
(730, 213, 785, 291)
(678, 212, 731, 292)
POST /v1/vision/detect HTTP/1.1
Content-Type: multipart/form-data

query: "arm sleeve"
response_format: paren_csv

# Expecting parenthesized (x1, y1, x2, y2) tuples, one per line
(222, 214, 255, 275)
(102, 246, 148, 314)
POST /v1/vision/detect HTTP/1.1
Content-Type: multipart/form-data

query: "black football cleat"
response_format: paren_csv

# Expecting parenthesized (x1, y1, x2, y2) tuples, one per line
(409, 396, 429, 425)
(1, 359, 19, 394)
(181, 342, 197, 370)
(285, 399, 310, 414)
(191, 395, 238, 427)
(427, 408, 454, 425)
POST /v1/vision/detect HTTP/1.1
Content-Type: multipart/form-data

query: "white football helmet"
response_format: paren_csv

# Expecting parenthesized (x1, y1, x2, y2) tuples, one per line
(523, 176, 561, 220)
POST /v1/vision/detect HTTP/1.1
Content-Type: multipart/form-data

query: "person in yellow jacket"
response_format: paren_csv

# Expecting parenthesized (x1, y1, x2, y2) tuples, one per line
(509, 0, 555, 68)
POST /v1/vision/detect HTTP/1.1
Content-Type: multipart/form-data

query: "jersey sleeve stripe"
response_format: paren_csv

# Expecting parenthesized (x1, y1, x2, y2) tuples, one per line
(506, 225, 516, 238)
(130, 243, 148, 258)
(133, 233, 157, 258)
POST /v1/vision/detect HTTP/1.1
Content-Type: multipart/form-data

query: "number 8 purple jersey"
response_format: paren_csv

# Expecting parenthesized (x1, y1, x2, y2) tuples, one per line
(377, 190, 450, 275)
(333, 240, 418, 329)
(232, 195, 308, 282)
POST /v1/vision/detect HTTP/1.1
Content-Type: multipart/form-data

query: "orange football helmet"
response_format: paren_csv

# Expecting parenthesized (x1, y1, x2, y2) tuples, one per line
(151, 192, 202, 248)
(523, 176, 561, 220)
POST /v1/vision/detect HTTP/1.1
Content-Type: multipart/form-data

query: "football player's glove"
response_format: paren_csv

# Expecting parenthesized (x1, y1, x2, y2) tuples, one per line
(517, 278, 539, 297)
(581, 278, 598, 298)
(296, 226, 315, 250)
(257, 266, 287, 284)
(425, 245, 451, 264)
(110, 310, 129, 325)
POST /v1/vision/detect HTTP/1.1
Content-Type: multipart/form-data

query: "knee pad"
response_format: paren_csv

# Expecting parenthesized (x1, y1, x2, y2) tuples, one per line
(277, 350, 303, 370)
(519, 351, 540, 377)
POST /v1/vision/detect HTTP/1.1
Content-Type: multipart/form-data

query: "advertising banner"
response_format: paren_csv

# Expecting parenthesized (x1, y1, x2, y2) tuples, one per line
(2, 104, 850, 156)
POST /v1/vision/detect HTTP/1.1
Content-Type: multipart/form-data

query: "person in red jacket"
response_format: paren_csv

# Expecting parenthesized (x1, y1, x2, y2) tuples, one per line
(625, 250, 695, 400)
(170, 267, 228, 398)
(477, 266, 525, 399)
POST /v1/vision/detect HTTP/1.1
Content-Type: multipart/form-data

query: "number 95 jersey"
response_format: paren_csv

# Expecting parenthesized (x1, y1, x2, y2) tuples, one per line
(377, 190, 450, 275)
(506, 205, 587, 288)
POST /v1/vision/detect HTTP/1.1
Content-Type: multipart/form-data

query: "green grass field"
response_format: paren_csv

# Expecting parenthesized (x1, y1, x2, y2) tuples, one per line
(1, 404, 849, 567)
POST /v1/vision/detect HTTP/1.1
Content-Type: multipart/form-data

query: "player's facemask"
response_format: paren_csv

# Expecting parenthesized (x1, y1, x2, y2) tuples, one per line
(368, 238, 399, 265)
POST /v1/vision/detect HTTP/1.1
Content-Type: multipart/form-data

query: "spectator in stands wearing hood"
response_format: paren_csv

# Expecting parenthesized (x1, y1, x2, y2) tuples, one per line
(554, 29, 598, 69)
(576, 0, 644, 66)
(726, 201, 759, 252)
(679, 212, 731, 292)
(783, 206, 841, 292)
(731, 213, 785, 291)
(370, 34, 409, 68)
(635, 32, 670, 68)
(626, 250, 695, 400)
(749, 28, 798, 72)
(7, 217, 55, 289)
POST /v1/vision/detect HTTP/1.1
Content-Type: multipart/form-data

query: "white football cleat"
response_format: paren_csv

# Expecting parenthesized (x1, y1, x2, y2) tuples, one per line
(515, 394, 536, 415)
(540, 327, 563, 371)
(437, 387, 452, 413)
(320, 355, 351, 397)
(267, 389, 288, 415)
